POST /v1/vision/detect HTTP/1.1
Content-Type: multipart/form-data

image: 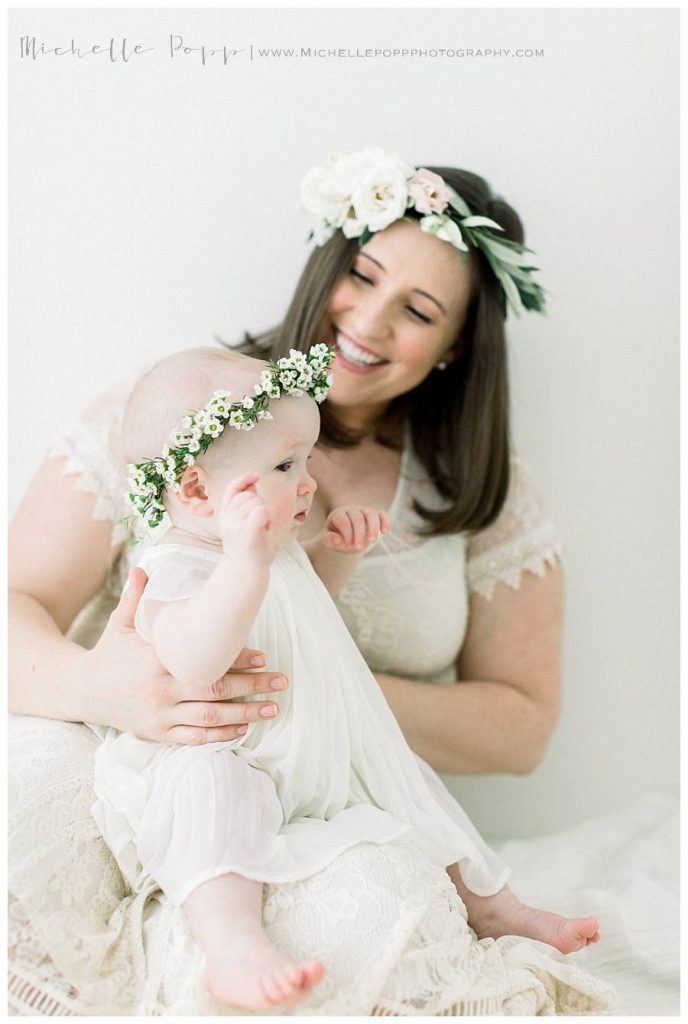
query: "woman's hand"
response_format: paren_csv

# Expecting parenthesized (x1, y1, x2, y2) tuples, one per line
(80, 568, 287, 743)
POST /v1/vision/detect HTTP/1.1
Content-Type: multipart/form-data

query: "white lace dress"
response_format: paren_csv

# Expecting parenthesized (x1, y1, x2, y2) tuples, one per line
(8, 381, 615, 1016)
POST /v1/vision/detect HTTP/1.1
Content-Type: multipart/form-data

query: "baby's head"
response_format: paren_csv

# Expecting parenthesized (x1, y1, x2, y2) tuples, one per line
(120, 346, 325, 549)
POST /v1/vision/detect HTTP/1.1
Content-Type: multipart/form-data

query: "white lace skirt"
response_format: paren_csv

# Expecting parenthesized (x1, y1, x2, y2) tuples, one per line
(9, 717, 616, 1015)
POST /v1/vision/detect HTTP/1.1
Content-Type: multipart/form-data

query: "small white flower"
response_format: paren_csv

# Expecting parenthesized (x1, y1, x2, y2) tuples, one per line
(229, 410, 244, 428)
(183, 453, 195, 465)
(213, 389, 231, 399)
(205, 419, 224, 438)
(188, 439, 201, 453)
(242, 396, 254, 410)
(181, 415, 193, 429)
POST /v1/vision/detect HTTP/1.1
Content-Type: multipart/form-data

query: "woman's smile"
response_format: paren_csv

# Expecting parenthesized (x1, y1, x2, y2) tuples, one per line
(332, 328, 390, 375)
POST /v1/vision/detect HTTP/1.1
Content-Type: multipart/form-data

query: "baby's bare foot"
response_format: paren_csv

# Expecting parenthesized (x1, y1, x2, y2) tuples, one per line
(464, 886, 600, 954)
(206, 937, 325, 1010)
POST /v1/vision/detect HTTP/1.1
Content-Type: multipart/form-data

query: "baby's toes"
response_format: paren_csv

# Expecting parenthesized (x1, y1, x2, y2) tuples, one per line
(303, 959, 326, 988)
(260, 970, 290, 1005)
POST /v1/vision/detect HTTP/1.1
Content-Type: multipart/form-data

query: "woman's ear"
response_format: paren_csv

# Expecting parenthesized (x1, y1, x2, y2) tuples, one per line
(175, 465, 213, 517)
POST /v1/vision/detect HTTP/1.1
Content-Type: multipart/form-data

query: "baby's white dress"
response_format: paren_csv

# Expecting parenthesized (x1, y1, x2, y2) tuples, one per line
(92, 541, 510, 908)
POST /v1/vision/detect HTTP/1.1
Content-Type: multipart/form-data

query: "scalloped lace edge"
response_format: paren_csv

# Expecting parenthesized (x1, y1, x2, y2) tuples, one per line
(467, 526, 564, 601)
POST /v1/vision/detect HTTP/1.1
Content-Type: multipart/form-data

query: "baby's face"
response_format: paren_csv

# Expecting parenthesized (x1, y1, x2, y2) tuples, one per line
(205, 394, 321, 550)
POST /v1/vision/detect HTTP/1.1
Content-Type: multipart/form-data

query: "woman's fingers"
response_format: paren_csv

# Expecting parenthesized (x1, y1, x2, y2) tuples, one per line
(165, 724, 251, 745)
(109, 567, 149, 630)
(167, 696, 281, 730)
(174, 669, 288, 703)
(230, 646, 267, 669)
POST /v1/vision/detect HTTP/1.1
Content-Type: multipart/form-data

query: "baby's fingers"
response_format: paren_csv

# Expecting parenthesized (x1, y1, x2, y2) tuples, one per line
(221, 473, 259, 509)
(325, 509, 354, 548)
(347, 509, 369, 550)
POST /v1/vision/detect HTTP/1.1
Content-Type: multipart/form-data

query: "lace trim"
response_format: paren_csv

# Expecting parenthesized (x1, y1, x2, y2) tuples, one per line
(465, 453, 564, 600)
(49, 418, 130, 548)
(467, 520, 564, 601)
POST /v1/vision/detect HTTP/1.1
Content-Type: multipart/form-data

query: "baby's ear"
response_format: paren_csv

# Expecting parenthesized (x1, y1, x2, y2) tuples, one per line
(176, 465, 213, 518)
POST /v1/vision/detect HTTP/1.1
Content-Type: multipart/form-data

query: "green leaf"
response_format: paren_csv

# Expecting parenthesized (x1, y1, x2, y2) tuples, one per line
(447, 189, 471, 217)
(479, 236, 534, 267)
(460, 215, 504, 231)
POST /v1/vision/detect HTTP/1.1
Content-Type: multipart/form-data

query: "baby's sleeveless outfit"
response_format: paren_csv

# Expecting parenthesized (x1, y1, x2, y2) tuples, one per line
(92, 541, 509, 907)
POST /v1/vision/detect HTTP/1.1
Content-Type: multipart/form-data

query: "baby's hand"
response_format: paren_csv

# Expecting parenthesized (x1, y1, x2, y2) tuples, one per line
(219, 474, 270, 560)
(320, 506, 391, 554)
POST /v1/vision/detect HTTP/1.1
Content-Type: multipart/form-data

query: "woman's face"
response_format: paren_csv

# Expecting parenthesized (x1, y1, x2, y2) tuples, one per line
(324, 219, 473, 425)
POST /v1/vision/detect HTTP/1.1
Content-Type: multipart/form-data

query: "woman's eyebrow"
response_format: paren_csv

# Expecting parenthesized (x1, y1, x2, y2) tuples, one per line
(358, 251, 446, 317)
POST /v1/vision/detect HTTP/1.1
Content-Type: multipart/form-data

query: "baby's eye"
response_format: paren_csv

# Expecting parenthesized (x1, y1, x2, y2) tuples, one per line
(275, 461, 293, 473)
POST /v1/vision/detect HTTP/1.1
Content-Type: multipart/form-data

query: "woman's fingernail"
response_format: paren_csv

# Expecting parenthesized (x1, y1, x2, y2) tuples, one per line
(250, 655, 266, 666)
(260, 704, 278, 717)
(270, 676, 287, 691)
(237, 724, 248, 734)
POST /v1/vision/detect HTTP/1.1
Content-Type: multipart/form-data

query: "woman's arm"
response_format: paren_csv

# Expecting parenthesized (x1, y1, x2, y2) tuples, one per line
(375, 563, 563, 775)
(9, 456, 287, 740)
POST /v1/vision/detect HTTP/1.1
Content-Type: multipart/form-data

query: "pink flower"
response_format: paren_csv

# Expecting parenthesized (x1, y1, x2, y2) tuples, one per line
(408, 168, 453, 215)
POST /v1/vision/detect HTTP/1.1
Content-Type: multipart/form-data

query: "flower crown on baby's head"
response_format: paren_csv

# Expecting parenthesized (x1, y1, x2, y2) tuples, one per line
(300, 147, 546, 318)
(125, 344, 334, 528)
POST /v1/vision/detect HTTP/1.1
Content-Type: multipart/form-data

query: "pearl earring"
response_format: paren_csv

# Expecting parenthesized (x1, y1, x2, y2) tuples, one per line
(436, 361, 448, 371)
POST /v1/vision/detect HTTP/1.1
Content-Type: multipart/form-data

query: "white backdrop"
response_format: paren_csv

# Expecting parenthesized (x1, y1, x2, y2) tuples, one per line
(8, 6, 679, 839)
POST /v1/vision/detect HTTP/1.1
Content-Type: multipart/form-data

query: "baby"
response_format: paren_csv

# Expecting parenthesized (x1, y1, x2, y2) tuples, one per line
(92, 344, 600, 1012)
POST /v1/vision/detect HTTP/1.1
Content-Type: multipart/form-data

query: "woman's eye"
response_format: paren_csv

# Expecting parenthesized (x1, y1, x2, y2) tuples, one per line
(407, 307, 433, 324)
(350, 268, 373, 285)
(276, 462, 293, 473)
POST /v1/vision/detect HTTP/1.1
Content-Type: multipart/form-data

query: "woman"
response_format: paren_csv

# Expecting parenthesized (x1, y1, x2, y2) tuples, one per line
(9, 150, 598, 1015)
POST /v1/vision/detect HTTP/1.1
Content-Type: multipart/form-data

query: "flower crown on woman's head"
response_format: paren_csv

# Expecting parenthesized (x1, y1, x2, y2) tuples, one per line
(125, 345, 334, 528)
(300, 147, 546, 318)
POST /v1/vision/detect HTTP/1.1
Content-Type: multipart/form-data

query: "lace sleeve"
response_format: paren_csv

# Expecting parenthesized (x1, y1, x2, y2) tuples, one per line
(47, 375, 138, 548)
(465, 452, 563, 601)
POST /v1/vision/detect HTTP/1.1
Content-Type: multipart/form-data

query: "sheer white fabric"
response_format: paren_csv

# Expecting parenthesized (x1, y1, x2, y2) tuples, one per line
(92, 541, 510, 906)
(8, 382, 587, 1015)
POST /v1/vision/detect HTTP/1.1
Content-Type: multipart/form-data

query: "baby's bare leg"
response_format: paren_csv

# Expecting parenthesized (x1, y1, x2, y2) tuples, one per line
(446, 863, 600, 954)
(184, 873, 325, 1009)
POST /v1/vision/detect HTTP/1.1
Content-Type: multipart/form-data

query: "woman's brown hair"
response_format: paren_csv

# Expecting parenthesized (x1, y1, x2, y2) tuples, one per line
(234, 166, 528, 537)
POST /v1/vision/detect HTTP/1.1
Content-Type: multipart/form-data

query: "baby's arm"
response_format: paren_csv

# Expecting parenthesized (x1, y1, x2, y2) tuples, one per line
(303, 507, 390, 597)
(148, 474, 271, 688)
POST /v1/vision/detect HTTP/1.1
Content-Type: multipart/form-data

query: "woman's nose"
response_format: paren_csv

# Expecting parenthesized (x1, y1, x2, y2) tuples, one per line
(353, 293, 393, 342)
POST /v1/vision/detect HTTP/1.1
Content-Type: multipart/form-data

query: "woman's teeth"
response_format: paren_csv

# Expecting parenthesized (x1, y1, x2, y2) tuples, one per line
(336, 332, 387, 367)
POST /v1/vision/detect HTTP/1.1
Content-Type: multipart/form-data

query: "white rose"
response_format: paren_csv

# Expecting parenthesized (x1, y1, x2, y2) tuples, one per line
(300, 165, 350, 227)
(351, 154, 414, 233)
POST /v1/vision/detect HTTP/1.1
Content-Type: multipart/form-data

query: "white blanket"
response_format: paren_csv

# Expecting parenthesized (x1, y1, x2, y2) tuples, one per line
(494, 792, 680, 1015)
